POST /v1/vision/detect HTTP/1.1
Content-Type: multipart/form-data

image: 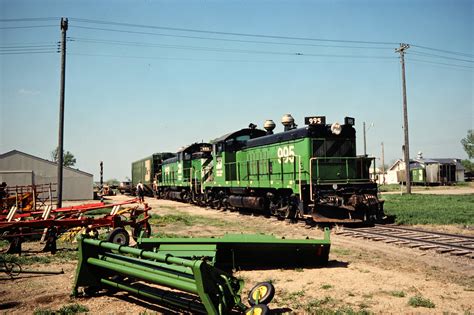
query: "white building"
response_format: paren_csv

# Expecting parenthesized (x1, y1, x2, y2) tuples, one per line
(0, 150, 93, 200)
(386, 157, 465, 185)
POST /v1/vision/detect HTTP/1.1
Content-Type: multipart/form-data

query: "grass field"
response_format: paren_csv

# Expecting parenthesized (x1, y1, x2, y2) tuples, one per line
(383, 194, 474, 225)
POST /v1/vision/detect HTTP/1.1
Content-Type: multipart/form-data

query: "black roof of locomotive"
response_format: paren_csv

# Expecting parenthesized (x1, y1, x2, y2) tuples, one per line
(244, 124, 355, 149)
(162, 142, 212, 164)
(177, 142, 212, 153)
(212, 128, 267, 144)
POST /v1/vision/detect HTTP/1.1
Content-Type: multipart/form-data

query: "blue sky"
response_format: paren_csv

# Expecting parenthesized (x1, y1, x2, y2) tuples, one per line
(1, 0, 472, 180)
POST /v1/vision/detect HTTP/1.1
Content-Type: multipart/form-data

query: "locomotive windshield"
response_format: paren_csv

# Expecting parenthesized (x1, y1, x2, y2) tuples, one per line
(312, 139, 355, 158)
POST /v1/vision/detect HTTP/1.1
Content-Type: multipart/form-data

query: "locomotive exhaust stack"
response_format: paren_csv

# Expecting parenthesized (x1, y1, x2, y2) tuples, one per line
(263, 120, 276, 135)
(281, 114, 297, 131)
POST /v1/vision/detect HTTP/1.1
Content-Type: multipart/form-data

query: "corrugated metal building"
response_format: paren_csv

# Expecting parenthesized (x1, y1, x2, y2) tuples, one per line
(386, 158, 465, 185)
(0, 150, 93, 200)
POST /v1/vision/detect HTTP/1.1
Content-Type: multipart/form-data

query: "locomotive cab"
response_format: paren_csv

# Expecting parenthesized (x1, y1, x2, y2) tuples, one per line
(306, 116, 382, 221)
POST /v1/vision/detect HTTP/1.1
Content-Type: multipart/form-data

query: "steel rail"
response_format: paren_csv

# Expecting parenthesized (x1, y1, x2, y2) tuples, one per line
(343, 227, 474, 253)
(374, 224, 474, 240)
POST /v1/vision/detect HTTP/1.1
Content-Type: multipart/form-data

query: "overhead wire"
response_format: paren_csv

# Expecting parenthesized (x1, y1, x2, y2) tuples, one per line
(0, 25, 57, 29)
(0, 51, 57, 55)
(70, 26, 394, 50)
(0, 17, 59, 22)
(69, 17, 399, 45)
(69, 52, 397, 64)
(408, 51, 473, 63)
(407, 57, 474, 70)
(410, 44, 473, 58)
(68, 37, 395, 59)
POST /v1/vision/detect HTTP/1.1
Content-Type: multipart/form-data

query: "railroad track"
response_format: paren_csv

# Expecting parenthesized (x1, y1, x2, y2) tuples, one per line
(336, 224, 474, 259)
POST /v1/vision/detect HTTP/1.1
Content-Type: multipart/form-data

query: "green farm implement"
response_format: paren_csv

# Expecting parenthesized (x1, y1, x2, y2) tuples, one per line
(72, 237, 276, 314)
(138, 228, 331, 270)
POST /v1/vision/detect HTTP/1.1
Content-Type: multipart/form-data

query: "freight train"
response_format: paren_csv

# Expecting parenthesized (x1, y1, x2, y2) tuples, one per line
(132, 114, 384, 223)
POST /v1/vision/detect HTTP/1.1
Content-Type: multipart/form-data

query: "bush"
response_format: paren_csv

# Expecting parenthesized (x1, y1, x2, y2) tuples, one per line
(408, 295, 435, 308)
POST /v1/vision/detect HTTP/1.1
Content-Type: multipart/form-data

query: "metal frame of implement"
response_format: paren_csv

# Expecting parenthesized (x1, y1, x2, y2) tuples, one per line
(72, 237, 249, 314)
(137, 228, 331, 270)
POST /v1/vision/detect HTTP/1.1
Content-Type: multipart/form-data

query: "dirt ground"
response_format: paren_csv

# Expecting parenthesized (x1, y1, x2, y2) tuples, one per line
(1, 195, 473, 314)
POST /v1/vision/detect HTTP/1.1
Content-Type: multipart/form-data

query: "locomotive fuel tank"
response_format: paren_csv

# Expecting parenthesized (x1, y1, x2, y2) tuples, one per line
(227, 195, 265, 210)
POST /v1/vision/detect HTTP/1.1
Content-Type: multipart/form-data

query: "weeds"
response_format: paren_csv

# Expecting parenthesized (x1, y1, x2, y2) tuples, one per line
(408, 295, 435, 308)
(1, 253, 52, 265)
(390, 290, 406, 297)
(321, 284, 333, 289)
(34, 303, 89, 315)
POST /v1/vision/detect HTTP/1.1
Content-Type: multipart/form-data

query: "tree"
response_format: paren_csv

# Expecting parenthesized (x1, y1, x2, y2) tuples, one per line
(461, 159, 474, 172)
(106, 178, 120, 187)
(461, 130, 474, 159)
(51, 147, 77, 167)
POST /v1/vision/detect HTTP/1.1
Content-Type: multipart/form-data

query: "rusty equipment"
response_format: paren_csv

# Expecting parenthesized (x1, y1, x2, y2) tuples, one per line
(72, 237, 275, 314)
(0, 199, 151, 254)
(0, 183, 56, 212)
(0, 257, 64, 278)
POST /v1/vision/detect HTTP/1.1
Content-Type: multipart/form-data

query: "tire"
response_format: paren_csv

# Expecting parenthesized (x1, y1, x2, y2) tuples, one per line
(248, 282, 275, 306)
(245, 304, 270, 315)
(107, 227, 130, 246)
(5, 261, 21, 277)
(131, 222, 151, 241)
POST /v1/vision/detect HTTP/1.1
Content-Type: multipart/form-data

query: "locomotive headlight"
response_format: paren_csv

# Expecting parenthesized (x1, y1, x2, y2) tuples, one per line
(331, 122, 342, 135)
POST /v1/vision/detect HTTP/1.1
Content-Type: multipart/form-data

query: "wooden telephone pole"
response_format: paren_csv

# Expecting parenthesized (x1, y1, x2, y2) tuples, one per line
(396, 43, 411, 194)
(57, 17, 68, 208)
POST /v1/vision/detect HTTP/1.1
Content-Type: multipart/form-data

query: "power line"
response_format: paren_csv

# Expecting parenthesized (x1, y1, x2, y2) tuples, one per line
(409, 51, 473, 63)
(410, 44, 473, 58)
(0, 51, 57, 55)
(70, 26, 394, 50)
(69, 52, 397, 64)
(69, 18, 399, 45)
(0, 25, 56, 29)
(408, 57, 474, 70)
(0, 17, 59, 22)
(0, 45, 58, 49)
(68, 36, 396, 59)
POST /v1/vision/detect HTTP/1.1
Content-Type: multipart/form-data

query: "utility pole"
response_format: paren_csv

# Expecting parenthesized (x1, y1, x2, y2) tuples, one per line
(363, 122, 367, 156)
(395, 43, 411, 194)
(381, 142, 385, 185)
(100, 161, 104, 202)
(57, 17, 68, 208)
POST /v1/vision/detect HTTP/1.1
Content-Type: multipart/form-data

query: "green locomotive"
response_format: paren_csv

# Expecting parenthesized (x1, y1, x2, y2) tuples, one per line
(159, 143, 212, 203)
(142, 114, 384, 223)
(131, 152, 174, 196)
(202, 115, 383, 222)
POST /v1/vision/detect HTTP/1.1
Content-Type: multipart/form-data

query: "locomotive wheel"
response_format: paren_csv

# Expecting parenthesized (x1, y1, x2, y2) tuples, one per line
(245, 304, 270, 315)
(248, 282, 275, 306)
(107, 227, 130, 246)
(283, 206, 296, 220)
(131, 222, 151, 240)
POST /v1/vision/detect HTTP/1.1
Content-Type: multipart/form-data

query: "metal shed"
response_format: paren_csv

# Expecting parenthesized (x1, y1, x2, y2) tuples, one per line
(0, 150, 93, 200)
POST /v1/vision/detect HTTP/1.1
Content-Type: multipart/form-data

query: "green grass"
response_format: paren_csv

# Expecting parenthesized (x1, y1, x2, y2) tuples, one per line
(303, 297, 372, 314)
(390, 290, 406, 297)
(383, 194, 474, 225)
(408, 295, 435, 308)
(34, 303, 89, 315)
(379, 184, 405, 192)
(149, 213, 232, 228)
(1, 253, 52, 265)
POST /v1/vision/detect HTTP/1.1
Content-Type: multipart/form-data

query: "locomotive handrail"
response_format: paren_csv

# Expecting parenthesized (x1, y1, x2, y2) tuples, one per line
(309, 156, 376, 201)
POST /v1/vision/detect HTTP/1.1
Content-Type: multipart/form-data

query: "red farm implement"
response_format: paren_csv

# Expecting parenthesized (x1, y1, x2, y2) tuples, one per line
(0, 199, 151, 254)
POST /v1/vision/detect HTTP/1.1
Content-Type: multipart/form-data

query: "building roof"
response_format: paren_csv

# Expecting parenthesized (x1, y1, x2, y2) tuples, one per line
(0, 150, 93, 177)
